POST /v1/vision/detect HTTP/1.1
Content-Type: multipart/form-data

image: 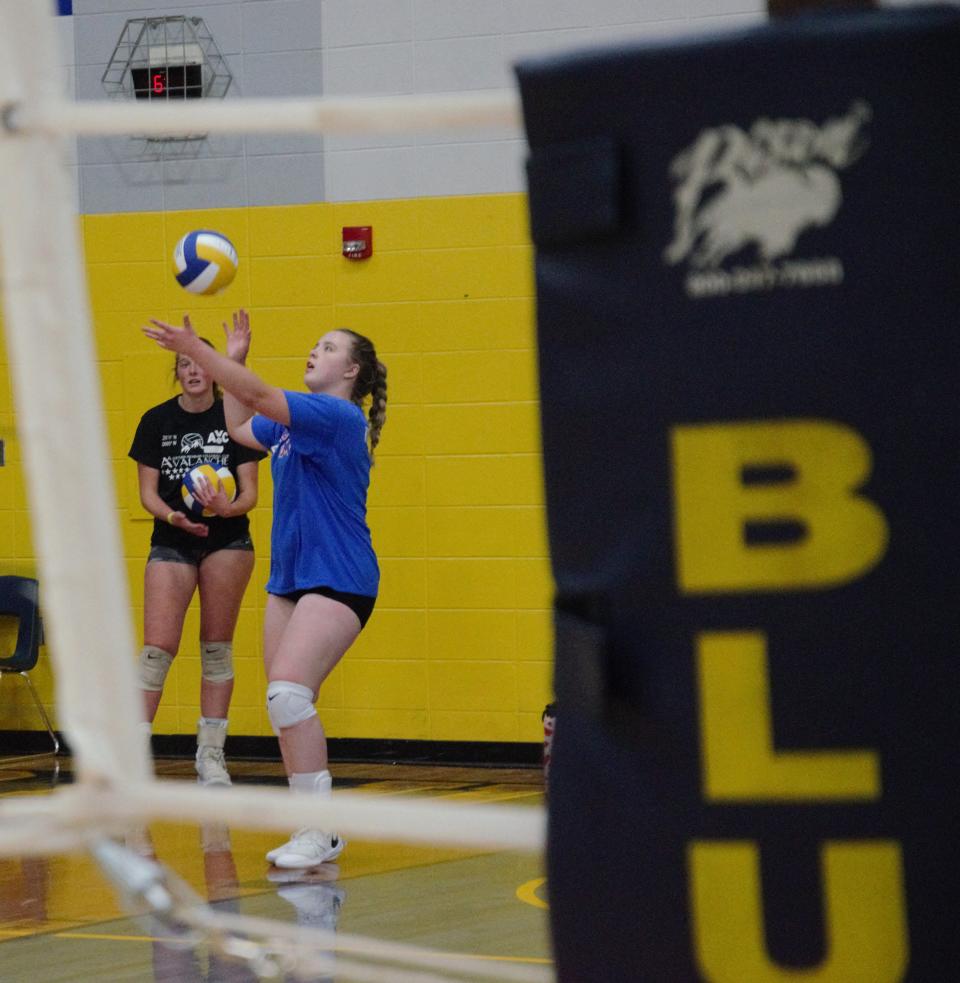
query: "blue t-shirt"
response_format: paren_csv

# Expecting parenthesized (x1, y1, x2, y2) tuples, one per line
(251, 391, 378, 597)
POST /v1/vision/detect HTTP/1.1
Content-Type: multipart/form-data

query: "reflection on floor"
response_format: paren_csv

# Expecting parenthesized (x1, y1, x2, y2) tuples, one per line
(0, 756, 551, 982)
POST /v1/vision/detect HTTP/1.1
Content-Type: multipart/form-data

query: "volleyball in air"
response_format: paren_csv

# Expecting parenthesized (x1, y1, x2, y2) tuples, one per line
(173, 230, 238, 296)
(181, 463, 237, 517)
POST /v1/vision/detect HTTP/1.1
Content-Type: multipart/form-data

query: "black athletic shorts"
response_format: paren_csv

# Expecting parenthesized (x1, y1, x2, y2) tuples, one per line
(147, 534, 254, 568)
(271, 585, 376, 629)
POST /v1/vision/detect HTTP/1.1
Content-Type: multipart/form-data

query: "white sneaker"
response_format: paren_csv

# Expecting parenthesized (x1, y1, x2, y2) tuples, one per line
(195, 746, 231, 786)
(266, 833, 297, 864)
(268, 829, 345, 869)
(266, 828, 334, 864)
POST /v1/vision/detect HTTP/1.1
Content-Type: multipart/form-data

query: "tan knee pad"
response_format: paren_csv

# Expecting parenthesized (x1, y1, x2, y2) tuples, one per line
(138, 645, 173, 692)
(201, 641, 234, 683)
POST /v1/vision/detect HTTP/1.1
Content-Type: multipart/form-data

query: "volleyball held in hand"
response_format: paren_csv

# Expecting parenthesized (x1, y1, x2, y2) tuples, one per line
(181, 463, 236, 516)
(173, 230, 238, 296)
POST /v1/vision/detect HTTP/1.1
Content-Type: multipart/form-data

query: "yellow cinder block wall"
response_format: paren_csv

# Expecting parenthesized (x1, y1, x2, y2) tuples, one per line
(0, 194, 555, 746)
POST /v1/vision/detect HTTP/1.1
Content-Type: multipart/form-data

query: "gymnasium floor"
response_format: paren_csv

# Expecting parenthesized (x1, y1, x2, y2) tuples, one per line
(0, 756, 551, 982)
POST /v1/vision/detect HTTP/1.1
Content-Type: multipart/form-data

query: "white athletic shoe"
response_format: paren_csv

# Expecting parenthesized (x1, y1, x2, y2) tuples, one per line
(265, 834, 295, 865)
(195, 746, 232, 787)
(268, 829, 345, 869)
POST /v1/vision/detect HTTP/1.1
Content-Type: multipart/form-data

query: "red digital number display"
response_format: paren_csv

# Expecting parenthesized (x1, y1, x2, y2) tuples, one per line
(132, 65, 203, 100)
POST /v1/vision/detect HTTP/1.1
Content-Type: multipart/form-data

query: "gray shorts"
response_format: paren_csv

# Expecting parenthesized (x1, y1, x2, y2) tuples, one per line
(147, 534, 254, 568)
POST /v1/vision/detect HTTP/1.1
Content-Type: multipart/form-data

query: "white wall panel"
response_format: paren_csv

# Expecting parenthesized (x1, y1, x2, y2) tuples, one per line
(591, 0, 681, 25)
(414, 0, 505, 41)
(500, 28, 600, 68)
(322, 42, 414, 96)
(414, 140, 526, 197)
(246, 151, 325, 205)
(321, 0, 414, 48)
(414, 36, 508, 93)
(242, 0, 323, 54)
(325, 146, 419, 202)
(70, 0, 777, 209)
(500, 0, 590, 34)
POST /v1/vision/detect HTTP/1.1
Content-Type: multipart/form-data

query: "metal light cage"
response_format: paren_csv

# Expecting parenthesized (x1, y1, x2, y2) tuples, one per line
(101, 16, 232, 151)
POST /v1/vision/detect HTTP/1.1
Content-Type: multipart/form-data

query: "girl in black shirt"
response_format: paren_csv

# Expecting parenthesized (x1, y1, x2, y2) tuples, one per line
(128, 340, 264, 785)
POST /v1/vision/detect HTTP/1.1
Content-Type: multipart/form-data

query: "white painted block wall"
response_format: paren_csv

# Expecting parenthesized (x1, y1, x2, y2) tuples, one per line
(69, 0, 951, 211)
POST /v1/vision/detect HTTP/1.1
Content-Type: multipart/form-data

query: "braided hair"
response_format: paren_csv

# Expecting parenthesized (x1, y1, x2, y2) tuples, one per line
(341, 329, 387, 462)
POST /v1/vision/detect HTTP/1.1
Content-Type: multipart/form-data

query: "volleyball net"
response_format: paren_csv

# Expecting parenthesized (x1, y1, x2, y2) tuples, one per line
(0, 3, 544, 980)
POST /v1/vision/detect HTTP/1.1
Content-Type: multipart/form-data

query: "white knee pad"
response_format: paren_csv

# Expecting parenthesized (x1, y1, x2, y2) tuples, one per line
(290, 769, 332, 796)
(201, 641, 234, 683)
(267, 680, 317, 733)
(138, 645, 173, 692)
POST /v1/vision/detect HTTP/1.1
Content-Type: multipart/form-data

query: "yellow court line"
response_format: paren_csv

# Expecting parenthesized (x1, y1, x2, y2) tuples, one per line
(440, 789, 543, 803)
(516, 876, 549, 910)
(349, 783, 457, 798)
(349, 785, 542, 807)
(0, 927, 155, 943)
(50, 930, 160, 943)
(0, 921, 81, 938)
(448, 952, 553, 966)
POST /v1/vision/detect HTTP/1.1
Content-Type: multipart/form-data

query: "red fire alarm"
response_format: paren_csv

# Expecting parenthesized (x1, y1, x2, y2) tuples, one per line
(342, 226, 372, 260)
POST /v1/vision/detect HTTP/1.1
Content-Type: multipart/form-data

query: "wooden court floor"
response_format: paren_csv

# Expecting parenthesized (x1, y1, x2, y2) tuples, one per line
(0, 756, 551, 982)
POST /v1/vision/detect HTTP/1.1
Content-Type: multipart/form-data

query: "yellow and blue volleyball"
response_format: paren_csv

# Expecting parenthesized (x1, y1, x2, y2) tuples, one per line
(181, 463, 237, 517)
(173, 230, 238, 296)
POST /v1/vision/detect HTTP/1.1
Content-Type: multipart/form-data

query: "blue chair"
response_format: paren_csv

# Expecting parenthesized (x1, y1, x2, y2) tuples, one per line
(0, 575, 59, 762)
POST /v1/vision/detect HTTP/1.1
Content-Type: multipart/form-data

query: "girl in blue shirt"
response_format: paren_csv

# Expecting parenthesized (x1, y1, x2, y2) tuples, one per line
(145, 309, 387, 869)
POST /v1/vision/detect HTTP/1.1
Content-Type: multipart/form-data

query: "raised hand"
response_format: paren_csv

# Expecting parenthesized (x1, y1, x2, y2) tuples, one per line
(223, 309, 251, 363)
(143, 313, 200, 353)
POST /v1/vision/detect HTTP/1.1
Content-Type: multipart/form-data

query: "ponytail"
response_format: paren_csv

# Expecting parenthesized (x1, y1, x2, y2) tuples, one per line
(342, 329, 387, 463)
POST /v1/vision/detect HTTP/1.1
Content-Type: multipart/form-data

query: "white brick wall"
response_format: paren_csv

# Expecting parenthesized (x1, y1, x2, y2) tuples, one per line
(319, 0, 766, 201)
(67, 0, 774, 210)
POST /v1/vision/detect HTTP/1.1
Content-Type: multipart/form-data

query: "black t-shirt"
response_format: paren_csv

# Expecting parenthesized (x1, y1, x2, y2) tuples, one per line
(128, 396, 265, 551)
